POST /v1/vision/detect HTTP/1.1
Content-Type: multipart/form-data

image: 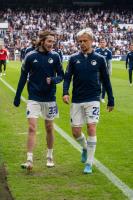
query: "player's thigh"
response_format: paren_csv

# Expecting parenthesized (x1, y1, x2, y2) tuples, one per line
(28, 118, 38, 131)
(45, 119, 54, 132)
(3, 60, 6, 67)
(0, 61, 2, 68)
(26, 100, 41, 118)
(70, 103, 84, 127)
(84, 101, 100, 124)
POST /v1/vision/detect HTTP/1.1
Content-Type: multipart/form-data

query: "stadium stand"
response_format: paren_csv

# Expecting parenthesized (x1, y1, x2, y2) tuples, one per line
(0, 4, 133, 59)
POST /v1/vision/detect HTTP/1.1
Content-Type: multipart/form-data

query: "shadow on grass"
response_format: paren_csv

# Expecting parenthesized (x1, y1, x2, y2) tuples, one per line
(0, 164, 14, 200)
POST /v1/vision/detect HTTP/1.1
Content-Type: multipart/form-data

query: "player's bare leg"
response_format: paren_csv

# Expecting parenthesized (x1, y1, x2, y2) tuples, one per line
(72, 127, 87, 163)
(45, 120, 55, 167)
(21, 118, 37, 171)
(84, 123, 97, 174)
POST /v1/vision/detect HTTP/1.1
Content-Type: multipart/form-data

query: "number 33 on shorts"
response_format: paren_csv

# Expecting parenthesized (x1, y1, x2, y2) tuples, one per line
(47, 104, 58, 118)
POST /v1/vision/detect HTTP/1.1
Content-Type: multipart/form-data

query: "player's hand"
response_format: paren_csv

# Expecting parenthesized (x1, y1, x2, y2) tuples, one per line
(46, 77, 52, 85)
(63, 95, 70, 104)
(13, 97, 20, 107)
(107, 106, 114, 112)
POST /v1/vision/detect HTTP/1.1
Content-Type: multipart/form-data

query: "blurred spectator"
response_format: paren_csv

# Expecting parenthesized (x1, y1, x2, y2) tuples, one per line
(20, 43, 27, 62)
(0, 8, 133, 58)
(0, 43, 8, 76)
(25, 36, 37, 55)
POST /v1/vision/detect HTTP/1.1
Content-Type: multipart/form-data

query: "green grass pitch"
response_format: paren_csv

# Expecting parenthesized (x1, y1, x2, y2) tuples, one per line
(0, 60, 132, 200)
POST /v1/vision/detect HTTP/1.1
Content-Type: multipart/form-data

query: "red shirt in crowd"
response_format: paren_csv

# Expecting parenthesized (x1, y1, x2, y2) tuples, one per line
(0, 49, 8, 60)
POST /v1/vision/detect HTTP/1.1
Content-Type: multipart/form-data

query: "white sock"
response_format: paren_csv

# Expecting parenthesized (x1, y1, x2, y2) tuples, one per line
(86, 136, 97, 166)
(47, 149, 53, 159)
(76, 133, 87, 150)
(27, 152, 33, 162)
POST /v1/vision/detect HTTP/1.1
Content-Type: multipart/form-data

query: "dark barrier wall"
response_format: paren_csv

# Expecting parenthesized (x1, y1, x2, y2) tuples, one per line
(0, 0, 132, 8)
(0, 0, 72, 8)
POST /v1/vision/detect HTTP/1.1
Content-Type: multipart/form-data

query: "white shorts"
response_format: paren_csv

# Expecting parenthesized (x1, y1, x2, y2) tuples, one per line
(26, 100, 59, 120)
(70, 101, 100, 127)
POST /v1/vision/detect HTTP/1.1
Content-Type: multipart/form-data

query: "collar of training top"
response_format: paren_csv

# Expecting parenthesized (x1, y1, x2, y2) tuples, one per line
(80, 50, 94, 57)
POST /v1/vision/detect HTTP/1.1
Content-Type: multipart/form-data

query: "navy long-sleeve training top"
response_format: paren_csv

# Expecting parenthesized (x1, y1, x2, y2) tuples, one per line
(95, 47, 112, 67)
(126, 51, 133, 69)
(15, 49, 64, 102)
(63, 51, 114, 106)
(20, 47, 27, 61)
(25, 46, 36, 55)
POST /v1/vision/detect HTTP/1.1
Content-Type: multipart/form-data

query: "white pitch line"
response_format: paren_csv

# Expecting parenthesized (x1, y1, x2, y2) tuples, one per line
(18, 131, 40, 135)
(54, 124, 133, 200)
(0, 78, 27, 103)
(1, 77, 133, 200)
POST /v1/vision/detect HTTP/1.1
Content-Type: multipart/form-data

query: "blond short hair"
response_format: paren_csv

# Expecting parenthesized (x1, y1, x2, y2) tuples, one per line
(76, 28, 94, 40)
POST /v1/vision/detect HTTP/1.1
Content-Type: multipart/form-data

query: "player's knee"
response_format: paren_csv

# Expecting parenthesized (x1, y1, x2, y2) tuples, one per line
(29, 124, 36, 134)
(45, 122, 53, 133)
(72, 127, 81, 138)
(88, 124, 96, 135)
